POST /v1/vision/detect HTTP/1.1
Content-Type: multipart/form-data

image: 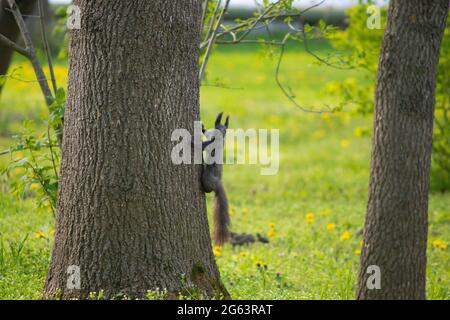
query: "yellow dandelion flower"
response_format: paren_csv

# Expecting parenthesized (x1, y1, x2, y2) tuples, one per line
(325, 82, 340, 94)
(268, 229, 275, 239)
(13, 167, 26, 176)
(35, 230, 47, 239)
(340, 139, 351, 148)
(354, 249, 361, 256)
(241, 208, 249, 215)
(305, 213, 315, 223)
(354, 127, 363, 138)
(269, 115, 281, 126)
(359, 240, 364, 247)
(213, 246, 222, 257)
(30, 183, 40, 191)
(340, 231, 351, 241)
(432, 239, 447, 250)
(326, 223, 336, 232)
(344, 78, 357, 87)
(312, 130, 326, 140)
(305, 212, 315, 224)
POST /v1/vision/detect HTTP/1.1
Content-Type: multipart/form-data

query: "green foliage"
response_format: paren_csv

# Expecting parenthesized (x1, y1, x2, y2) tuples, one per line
(49, 87, 66, 129)
(5, 121, 59, 215)
(327, 6, 450, 191)
(3, 87, 65, 215)
(146, 289, 169, 300)
(432, 22, 450, 192)
(323, 5, 385, 114)
(52, 5, 72, 60)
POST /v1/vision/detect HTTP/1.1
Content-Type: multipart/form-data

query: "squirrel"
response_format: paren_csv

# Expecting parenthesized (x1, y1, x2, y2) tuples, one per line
(200, 112, 230, 246)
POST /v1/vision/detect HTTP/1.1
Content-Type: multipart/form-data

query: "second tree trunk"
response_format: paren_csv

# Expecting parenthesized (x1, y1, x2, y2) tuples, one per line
(357, 0, 449, 300)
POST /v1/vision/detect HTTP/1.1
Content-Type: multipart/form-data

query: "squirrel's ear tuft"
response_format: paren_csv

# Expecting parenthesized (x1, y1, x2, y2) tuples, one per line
(224, 115, 229, 128)
(215, 112, 223, 127)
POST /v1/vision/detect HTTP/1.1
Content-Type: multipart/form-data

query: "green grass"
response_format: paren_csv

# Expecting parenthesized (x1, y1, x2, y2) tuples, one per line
(0, 43, 449, 299)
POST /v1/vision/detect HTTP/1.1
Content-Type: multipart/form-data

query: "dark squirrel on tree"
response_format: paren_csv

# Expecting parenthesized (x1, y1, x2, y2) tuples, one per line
(200, 112, 230, 246)
(199, 113, 272, 247)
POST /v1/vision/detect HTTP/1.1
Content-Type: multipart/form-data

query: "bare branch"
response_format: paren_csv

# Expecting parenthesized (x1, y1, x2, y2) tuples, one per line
(38, 0, 58, 96)
(201, 0, 327, 50)
(274, 34, 331, 113)
(6, 0, 63, 144)
(287, 19, 353, 70)
(203, 0, 222, 44)
(0, 32, 30, 57)
(0, 149, 13, 157)
(227, 3, 276, 45)
(216, 39, 283, 45)
(199, 0, 231, 83)
(201, 0, 211, 31)
(0, 143, 59, 157)
(4, 7, 40, 18)
(7, 0, 54, 106)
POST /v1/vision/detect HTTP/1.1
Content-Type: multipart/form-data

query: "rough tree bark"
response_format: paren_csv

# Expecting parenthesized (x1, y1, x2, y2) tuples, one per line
(44, 0, 228, 299)
(357, 0, 449, 300)
(0, 0, 37, 94)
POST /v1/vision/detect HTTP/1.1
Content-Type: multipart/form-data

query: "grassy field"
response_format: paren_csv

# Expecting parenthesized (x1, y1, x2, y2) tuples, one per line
(0, 43, 449, 299)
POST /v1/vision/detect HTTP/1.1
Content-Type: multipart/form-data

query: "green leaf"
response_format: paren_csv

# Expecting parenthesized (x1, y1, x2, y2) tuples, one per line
(56, 87, 66, 104)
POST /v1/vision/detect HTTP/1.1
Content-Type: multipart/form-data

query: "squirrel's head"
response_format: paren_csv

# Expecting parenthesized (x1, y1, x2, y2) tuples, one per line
(214, 112, 229, 138)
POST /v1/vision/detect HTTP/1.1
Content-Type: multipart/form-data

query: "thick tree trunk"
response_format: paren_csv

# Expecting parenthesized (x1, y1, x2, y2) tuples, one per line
(357, 0, 449, 300)
(0, 0, 37, 93)
(44, 0, 228, 299)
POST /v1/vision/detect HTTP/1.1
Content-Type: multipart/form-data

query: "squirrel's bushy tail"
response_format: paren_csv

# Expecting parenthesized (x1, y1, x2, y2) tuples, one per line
(213, 181, 230, 246)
